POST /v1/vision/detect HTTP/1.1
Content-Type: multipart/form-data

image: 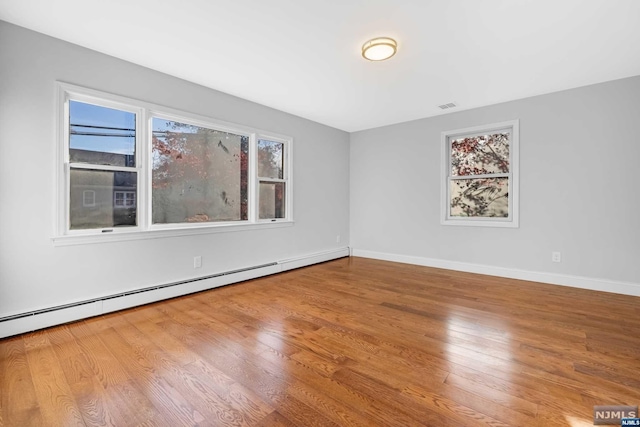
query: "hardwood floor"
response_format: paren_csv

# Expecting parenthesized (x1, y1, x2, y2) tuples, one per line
(1, 257, 639, 426)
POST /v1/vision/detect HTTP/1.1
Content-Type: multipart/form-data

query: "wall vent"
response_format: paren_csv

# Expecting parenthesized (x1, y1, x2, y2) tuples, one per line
(437, 102, 457, 110)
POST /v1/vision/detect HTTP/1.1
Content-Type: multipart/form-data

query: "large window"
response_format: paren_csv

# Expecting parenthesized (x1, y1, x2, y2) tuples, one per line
(151, 117, 249, 225)
(57, 83, 292, 241)
(441, 120, 519, 227)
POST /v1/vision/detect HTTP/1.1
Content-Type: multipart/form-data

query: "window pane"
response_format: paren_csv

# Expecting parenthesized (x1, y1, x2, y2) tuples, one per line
(259, 182, 285, 219)
(70, 169, 137, 229)
(69, 101, 136, 167)
(257, 139, 283, 179)
(82, 190, 95, 207)
(450, 132, 509, 176)
(152, 118, 249, 224)
(450, 177, 508, 217)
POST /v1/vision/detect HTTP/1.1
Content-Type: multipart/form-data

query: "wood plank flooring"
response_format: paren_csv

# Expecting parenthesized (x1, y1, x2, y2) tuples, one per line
(1, 256, 639, 426)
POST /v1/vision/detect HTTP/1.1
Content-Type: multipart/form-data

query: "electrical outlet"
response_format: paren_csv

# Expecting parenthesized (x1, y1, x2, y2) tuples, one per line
(551, 252, 561, 263)
(194, 255, 202, 268)
(336, 235, 341, 243)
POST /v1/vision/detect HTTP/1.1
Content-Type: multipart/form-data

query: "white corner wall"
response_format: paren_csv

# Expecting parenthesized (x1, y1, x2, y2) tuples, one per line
(0, 21, 350, 329)
(350, 76, 640, 296)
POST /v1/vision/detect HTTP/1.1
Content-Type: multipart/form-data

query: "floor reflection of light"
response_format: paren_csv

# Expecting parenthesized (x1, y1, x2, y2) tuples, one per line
(256, 320, 284, 353)
(444, 314, 597, 427)
(444, 313, 513, 362)
(256, 322, 289, 374)
(258, 330, 281, 352)
(443, 311, 515, 405)
(564, 415, 593, 426)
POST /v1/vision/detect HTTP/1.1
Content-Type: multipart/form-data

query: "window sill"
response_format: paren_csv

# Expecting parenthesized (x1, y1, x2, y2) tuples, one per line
(52, 220, 294, 246)
(441, 218, 518, 228)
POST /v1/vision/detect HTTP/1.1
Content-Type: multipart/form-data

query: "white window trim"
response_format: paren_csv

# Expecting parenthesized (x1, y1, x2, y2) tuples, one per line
(58, 88, 144, 236)
(440, 119, 519, 228)
(54, 82, 294, 246)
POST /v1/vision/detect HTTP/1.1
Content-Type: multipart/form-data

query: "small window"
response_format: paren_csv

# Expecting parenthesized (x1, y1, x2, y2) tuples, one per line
(82, 190, 96, 207)
(441, 120, 519, 227)
(257, 138, 287, 220)
(114, 191, 136, 207)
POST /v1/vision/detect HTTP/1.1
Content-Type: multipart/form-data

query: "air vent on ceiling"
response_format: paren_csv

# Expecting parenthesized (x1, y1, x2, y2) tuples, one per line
(437, 102, 457, 110)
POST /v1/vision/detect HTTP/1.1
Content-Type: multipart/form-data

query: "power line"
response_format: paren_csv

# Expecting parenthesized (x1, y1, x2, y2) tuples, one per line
(71, 132, 135, 138)
(70, 123, 135, 132)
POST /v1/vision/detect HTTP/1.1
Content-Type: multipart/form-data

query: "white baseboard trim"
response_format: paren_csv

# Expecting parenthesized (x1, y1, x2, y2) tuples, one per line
(0, 247, 350, 338)
(352, 249, 640, 297)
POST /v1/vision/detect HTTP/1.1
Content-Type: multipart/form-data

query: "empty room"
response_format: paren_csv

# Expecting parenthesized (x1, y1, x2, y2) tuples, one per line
(1, 1, 639, 426)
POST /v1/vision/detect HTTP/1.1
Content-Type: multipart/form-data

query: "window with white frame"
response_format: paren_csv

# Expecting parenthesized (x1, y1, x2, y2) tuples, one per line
(66, 98, 139, 230)
(151, 116, 249, 225)
(257, 138, 288, 220)
(441, 120, 519, 227)
(57, 83, 293, 240)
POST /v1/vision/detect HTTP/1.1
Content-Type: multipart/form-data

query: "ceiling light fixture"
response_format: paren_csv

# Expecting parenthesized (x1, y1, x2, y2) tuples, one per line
(361, 37, 397, 61)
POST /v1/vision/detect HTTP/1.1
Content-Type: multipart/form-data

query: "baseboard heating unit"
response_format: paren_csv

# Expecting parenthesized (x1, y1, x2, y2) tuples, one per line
(0, 247, 350, 338)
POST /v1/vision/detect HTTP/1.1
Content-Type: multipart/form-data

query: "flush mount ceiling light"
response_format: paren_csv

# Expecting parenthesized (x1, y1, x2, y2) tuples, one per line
(361, 37, 397, 61)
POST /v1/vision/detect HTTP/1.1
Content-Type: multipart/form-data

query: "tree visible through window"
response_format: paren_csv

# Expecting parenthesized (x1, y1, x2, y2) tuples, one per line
(151, 118, 249, 224)
(58, 83, 293, 238)
(450, 133, 509, 217)
(257, 139, 286, 219)
(442, 120, 519, 227)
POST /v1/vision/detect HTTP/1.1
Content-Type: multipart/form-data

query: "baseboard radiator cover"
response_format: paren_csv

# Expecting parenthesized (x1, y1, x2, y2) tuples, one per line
(0, 247, 350, 338)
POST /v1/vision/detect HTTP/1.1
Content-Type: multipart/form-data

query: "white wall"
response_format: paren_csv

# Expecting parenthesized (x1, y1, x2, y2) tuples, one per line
(0, 21, 350, 319)
(350, 76, 640, 295)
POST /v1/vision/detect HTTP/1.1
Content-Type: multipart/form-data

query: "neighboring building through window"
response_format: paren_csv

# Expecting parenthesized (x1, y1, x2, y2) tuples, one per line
(67, 99, 139, 230)
(441, 120, 519, 227)
(57, 83, 293, 239)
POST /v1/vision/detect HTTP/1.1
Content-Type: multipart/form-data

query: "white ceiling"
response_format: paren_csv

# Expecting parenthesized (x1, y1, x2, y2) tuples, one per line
(1, 0, 639, 132)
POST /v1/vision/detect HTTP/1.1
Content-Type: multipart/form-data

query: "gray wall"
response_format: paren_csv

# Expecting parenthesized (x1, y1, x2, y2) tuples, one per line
(351, 76, 640, 289)
(0, 21, 350, 317)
